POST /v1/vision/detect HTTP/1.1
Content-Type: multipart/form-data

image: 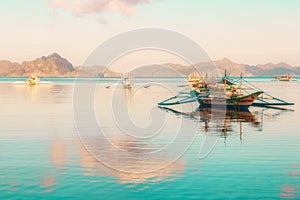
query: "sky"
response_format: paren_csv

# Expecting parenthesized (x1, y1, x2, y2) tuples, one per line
(1, 0, 300, 66)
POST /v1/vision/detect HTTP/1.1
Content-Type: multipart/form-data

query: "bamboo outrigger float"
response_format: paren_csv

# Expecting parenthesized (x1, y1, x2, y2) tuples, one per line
(157, 92, 198, 106)
(158, 72, 294, 110)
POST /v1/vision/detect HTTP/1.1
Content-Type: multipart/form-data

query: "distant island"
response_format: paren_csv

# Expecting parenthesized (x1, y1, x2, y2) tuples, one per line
(0, 53, 119, 77)
(0, 53, 300, 77)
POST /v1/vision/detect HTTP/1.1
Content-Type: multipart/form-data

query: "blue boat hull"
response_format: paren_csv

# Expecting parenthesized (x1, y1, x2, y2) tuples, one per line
(197, 91, 263, 112)
(198, 102, 250, 111)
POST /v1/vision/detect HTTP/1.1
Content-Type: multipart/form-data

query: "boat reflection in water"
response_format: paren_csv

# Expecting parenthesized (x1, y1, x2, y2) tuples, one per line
(197, 107, 261, 142)
(159, 106, 288, 142)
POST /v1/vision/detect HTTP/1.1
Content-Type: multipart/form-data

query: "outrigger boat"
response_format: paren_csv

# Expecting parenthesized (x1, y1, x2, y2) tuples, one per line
(25, 73, 40, 86)
(187, 73, 204, 87)
(158, 71, 294, 110)
(274, 75, 294, 81)
(122, 73, 133, 89)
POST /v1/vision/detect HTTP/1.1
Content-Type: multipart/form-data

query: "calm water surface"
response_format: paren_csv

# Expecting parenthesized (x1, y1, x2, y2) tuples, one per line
(0, 77, 299, 199)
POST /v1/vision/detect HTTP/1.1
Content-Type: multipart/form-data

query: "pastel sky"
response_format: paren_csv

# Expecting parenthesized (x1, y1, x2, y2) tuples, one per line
(1, 0, 300, 66)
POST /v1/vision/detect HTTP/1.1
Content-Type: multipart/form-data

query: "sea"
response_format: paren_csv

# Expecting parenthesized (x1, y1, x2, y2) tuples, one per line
(0, 76, 299, 199)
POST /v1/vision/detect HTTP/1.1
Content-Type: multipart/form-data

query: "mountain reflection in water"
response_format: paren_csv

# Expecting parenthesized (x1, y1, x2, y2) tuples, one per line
(47, 136, 185, 186)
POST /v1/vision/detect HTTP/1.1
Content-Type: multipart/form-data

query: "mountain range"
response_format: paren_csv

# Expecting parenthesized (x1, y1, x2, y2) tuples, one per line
(0, 53, 299, 77)
(0, 53, 75, 77)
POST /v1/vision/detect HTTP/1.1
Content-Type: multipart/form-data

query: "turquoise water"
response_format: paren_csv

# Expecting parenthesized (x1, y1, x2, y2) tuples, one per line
(0, 77, 299, 199)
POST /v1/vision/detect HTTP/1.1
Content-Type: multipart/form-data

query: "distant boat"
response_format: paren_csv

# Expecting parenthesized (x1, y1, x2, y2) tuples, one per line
(25, 73, 40, 86)
(274, 75, 293, 81)
(158, 73, 209, 106)
(122, 73, 133, 89)
(14, 73, 52, 85)
(187, 73, 204, 87)
(188, 73, 210, 98)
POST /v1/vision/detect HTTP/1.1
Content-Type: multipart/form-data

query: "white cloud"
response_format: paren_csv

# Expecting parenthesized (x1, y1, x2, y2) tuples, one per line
(47, 0, 154, 17)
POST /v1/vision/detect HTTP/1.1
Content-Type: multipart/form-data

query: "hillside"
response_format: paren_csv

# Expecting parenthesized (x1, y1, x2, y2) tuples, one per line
(195, 58, 300, 76)
(130, 58, 300, 77)
(0, 53, 75, 76)
(1, 54, 299, 77)
(78, 65, 122, 77)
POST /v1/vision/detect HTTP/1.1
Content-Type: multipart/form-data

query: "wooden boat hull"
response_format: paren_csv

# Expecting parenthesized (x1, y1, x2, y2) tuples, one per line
(197, 91, 263, 111)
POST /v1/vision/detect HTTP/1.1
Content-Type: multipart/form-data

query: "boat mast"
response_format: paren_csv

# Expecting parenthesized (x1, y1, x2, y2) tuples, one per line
(239, 73, 243, 94)
(223, 70, 228, 98)
(224, 69, 227, 87)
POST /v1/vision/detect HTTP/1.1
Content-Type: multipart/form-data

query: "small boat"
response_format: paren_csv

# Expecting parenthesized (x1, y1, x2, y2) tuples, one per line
(274, 75, 293, 81)
(25, 73, 40, 86)
(122, 73, 133, 89)
(188, 73, 210, 98)
(187, 73, 205, 88)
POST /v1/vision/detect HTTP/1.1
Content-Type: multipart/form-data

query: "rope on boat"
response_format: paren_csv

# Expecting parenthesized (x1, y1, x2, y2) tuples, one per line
(242, 79, 274, 98)
(230, 77, 294, 106)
